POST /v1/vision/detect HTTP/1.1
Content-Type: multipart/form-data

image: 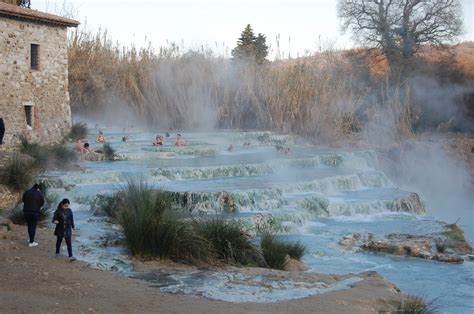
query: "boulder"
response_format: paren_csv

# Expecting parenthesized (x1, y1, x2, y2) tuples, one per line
(433, 254, 464, 264)
(283, 256, 309, 271)
(354, 233, 466, 264)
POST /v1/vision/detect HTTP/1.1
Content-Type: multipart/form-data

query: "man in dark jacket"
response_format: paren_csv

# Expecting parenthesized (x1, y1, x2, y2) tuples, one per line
(0, 118, 5, 145)
(23, 184, 45, 247)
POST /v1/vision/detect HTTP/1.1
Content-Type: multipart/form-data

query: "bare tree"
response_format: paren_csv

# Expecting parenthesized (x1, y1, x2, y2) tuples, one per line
(338, 0, 463, 68)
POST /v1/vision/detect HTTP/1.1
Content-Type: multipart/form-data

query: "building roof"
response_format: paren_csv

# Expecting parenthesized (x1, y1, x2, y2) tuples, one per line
(0, 2, 79, 27)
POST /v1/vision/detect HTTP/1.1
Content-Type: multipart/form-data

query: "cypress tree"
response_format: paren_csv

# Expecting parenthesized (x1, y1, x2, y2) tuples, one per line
(231, 24, 268, 64)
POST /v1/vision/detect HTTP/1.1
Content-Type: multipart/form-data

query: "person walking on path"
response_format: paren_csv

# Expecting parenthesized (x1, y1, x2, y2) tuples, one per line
(0, 118, 5, 146)
(22, 184, 45, 247)
(52, 199, 76, 261)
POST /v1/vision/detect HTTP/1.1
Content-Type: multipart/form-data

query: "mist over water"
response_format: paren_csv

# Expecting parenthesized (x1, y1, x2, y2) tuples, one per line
(40, 127, 473, 312)
(386, 138, 474, 242)
(67, 37, 473, 311)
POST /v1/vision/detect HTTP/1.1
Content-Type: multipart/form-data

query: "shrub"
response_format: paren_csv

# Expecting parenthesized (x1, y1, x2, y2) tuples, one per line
(50, 144, 77, 167)
(9, 206, 50, 226)
(93, 193, 122, 219)
(103, 143, 116, 161)
(3, 154, 34, 191)
(118, 179, 212, 262)
(392, 294, 431, 314)
(444, 223, 466, 242)
(19, 135, 49, 168)
(194, 216, 262, 266)
(260, 233, 306, 270)
(286, 240, 306, 260)
(18, 135, 75, 170)
(68, 122, 88, 141)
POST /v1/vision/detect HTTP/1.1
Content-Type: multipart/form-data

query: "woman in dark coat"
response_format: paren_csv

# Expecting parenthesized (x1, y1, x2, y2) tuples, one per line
(52, 198, 76, 261)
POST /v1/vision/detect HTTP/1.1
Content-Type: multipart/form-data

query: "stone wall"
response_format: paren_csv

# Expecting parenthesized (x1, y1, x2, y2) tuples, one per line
(0, 17, 72, 146)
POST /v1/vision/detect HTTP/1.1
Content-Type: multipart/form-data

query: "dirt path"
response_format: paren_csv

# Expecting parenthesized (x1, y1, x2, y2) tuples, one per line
(0, 224, 404, 314)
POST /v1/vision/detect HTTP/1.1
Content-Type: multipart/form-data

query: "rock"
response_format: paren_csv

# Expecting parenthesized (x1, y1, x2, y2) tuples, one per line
(338, 237, 356, 248)
(433, 254, 464, 264)
(360, 233, 467, 264)
(85, 152, 105, 161)
(338, 233, 373, 250)
(388, 193, 425, 214)
(466, 254, 474, 261)
(443, 224, 473, 254)
(283, 256, 309, 271)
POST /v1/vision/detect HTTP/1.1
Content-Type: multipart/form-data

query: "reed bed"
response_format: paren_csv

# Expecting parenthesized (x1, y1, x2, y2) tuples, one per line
(68, 29, 421, 144)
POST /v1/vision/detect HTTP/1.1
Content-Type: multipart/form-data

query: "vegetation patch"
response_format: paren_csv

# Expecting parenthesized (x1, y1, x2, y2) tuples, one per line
(92, 193, 122, 219)
(8, 206, 50, 226)
(100, 179, 306, 269)
(194, 216, 263, 266)
(18, 135, 76, 170)
(387, 294, 437, 314)
(117, 180, 212, 262)
(103, 143, 116, 161)
(260, 233, 305, 270)
(2, 154, 35, 191)
(68, 122, 88, 141)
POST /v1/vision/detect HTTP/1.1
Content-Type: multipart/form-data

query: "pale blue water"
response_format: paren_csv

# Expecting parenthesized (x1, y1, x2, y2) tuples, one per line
(44, 129, 474, 312)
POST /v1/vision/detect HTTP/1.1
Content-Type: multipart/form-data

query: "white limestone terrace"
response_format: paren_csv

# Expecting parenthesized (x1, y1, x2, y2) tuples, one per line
(39, 130, 472, 311)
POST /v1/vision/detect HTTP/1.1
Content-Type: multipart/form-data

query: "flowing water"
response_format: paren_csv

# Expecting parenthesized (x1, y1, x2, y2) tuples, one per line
(42, 129, 474, 313)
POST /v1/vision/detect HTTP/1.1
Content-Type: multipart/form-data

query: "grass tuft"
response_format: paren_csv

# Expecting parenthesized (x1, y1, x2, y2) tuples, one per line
(18, 135, 76, 169)
(2, 154, 34, 191)
(391, 294, 433, 314)
(118, 179, 213, 262)
(19, 135, 49, 167)
(50, 144, 77, 167)
(444, 223, 466, 242)
(68, 122, 88, 141)
(194, 216, 263, 266)
(103, 143, 116, 161)
(92, 193, 122, 219)
(260, 233, 306, 270)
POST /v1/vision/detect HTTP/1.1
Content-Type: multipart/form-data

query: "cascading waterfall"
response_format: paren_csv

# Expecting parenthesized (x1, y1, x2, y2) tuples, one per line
(40, 129, 473, 311)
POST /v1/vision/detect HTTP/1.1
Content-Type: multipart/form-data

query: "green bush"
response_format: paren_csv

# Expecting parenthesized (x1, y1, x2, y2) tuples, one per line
(3, 154, 34, 191)
(260, 233, 306, 270)
(109, 179, 306, 269)
(69, 122, 88, 141)
(50, 144, 77, 167)
(103, 143, 116, 160)
(9, 206, 50, 226)
(194, 216, 262, 266)
(19, 135, 49, 167)
(93, 193, 122, 219)
(118, 179, 212, 262)
(18, 135, 75, 169)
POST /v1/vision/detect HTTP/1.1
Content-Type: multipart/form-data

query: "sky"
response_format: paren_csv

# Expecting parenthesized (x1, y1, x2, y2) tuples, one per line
(33, 0, 474, 59)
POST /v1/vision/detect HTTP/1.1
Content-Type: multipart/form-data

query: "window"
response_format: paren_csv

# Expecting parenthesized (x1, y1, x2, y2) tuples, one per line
(24, 105, 33, 129)
(31, 44, 39, 70)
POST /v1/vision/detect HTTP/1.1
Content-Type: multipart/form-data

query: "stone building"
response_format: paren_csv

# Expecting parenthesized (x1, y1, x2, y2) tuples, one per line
(0, 1, 79, 146)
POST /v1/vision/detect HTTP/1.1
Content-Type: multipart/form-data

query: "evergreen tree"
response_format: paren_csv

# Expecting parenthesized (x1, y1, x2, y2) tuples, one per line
(231, 24, 268, 64)
(254, 33, 269, 64)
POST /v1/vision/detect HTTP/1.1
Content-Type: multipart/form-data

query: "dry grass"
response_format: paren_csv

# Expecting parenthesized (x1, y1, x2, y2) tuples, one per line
(68, 29, 473, 144)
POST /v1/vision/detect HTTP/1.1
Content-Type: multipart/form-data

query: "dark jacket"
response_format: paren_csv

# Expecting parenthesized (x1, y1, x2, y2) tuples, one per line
(0, 118, 5, 142)
(52, 208, 75, 238)
(22, 188, 45, 214)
